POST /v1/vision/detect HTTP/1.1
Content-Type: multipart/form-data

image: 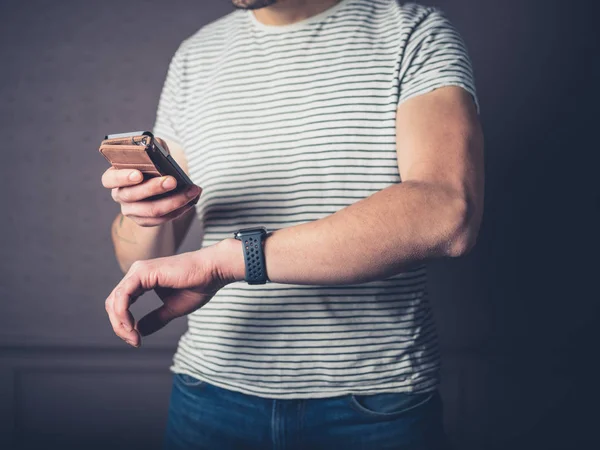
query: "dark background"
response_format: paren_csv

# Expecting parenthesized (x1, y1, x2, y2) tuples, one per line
(0, 0, 598, 449)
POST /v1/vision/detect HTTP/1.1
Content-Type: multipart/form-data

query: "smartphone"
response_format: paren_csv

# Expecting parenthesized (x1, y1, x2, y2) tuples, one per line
(99, 131, 198, 203)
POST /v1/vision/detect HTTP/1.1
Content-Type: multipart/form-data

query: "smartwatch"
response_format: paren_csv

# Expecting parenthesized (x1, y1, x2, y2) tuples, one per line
(233, 227, 269, 285)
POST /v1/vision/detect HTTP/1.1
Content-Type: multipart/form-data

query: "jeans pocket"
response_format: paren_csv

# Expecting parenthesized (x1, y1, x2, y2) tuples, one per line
(348, 390, 436, 418)
(174, 372, 207, 389)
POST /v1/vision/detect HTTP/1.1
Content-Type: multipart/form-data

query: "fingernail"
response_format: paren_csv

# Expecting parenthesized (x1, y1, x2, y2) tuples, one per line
(129, 171, 141, 181)
(125, 339, 140, 348)
(162, 177, 176, 189)
(186, 187, 198, 198)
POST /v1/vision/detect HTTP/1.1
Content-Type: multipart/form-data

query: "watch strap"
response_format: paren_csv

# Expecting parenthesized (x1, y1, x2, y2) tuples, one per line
(234, 228, 268, 284)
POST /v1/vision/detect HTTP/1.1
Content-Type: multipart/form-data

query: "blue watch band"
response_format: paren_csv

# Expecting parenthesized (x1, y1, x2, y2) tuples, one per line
(233, 227, 269, 285)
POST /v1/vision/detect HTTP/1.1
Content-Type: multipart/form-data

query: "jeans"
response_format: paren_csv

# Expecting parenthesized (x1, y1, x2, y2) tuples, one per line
(163, 373, 447, 450)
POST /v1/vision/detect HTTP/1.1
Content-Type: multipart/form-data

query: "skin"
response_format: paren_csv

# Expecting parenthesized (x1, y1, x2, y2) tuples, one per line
(104, 138, 200, 273)
(231, 0, 277, 10)
(235, 0, 342, 25)
(102, 2, 484, 348)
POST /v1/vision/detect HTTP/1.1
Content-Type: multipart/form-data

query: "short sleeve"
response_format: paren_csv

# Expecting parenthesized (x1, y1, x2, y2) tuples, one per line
(398, 8, 479, 113)
(152, 42, 187, 147)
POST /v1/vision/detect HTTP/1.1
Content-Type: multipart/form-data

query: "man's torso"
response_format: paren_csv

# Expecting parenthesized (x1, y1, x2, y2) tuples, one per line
(157, 0, 451, 399)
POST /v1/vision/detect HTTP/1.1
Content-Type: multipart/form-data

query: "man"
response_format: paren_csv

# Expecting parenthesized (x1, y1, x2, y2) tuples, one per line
(102, 0, 483, 448)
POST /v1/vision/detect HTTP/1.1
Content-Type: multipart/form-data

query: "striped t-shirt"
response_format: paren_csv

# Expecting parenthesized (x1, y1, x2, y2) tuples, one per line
(153, 0, 478, 399)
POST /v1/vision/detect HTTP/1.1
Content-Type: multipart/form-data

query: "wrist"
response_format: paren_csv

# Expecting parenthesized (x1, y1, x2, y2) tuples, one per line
(212, 238, 246, 285)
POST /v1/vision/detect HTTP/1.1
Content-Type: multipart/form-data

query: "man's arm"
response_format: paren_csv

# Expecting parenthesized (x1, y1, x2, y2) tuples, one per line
(218, 86, 484, 285)
(110, 139, 197, 273)
(105, 86, 484, 344)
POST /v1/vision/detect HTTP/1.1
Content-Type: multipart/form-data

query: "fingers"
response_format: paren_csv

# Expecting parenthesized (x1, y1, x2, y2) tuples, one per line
(105, 290, 141, 347)
(102, 167, 143, 189)
(115, 175, 200, 203)
(104, 253, 210, 346)
(119, 184, 200, 221)
(113, 175, 177, 202)
(126, 202, 196, 228)
(112, 285, 137, 331)
(102, 165, 202, 229)
(105, 261, 152, 347)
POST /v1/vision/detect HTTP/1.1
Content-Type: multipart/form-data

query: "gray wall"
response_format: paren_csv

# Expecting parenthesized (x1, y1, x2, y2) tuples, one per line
(1, 0, 598, 449)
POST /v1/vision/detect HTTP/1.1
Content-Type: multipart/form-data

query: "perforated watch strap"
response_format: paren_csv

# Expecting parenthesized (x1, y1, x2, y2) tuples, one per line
(236, 231, 268, 284)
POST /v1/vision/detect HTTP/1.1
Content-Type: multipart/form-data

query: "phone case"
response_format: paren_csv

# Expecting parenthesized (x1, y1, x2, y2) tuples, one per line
(99, 131, 199, 204)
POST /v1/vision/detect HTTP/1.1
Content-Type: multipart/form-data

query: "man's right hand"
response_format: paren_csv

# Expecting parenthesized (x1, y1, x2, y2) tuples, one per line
(101, 167, 202, 227)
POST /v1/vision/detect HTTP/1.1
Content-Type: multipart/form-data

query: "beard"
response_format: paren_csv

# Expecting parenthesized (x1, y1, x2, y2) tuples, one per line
(231, 0, 278, 10)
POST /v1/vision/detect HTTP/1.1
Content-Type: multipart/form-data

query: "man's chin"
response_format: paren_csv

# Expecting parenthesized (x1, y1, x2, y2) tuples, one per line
(231, 0, 277, 10)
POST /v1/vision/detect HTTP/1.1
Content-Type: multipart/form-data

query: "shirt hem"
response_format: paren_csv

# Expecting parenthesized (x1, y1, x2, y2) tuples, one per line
(169, 365, 439, 400)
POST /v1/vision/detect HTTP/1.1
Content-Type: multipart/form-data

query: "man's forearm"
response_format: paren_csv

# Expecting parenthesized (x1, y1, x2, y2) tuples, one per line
(111, 212, 191, 273)
(218, 180, 479, 285)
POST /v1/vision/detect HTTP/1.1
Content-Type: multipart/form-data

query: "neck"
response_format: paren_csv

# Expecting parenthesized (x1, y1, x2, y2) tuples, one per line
(253, 0, 341, 26)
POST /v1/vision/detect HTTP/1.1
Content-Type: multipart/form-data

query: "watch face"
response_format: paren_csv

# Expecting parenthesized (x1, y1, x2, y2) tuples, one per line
(235, 226, 268, 237)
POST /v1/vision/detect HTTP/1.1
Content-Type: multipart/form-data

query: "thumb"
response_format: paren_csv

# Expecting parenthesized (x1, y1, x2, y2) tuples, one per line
(136, 304, 179, 337)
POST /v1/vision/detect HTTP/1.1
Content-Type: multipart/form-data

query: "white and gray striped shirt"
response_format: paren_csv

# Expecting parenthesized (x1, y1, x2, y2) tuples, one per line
(153, 0, 478, 399)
